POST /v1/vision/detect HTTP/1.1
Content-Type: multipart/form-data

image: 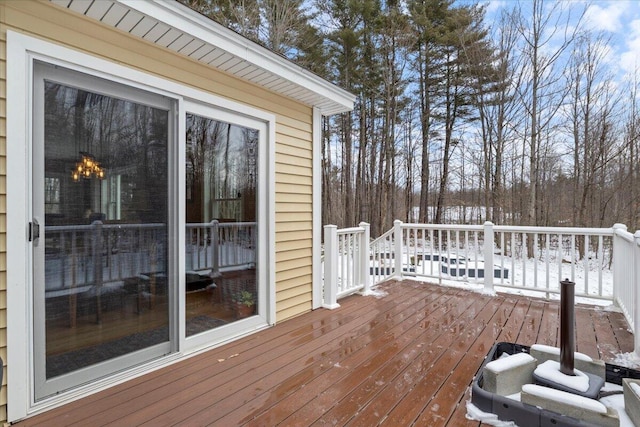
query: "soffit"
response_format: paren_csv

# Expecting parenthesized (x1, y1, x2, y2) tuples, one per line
(49, 0, 355, 115)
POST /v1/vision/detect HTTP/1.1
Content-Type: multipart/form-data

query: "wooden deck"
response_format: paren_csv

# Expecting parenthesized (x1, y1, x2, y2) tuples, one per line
(17, 280, 635, 426)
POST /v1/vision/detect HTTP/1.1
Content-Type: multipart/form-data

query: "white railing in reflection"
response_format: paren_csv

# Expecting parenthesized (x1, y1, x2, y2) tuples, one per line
(185, 221, 256, 275)
(45, 222, 166, 296)
(45, 220, 256, 295)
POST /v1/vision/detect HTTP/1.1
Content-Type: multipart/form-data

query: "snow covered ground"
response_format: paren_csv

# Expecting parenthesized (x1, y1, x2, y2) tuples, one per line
(402, 254, 614, 302)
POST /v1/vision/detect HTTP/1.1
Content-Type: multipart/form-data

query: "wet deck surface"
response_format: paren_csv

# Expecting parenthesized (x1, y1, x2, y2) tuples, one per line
(16, 280, 635, 426)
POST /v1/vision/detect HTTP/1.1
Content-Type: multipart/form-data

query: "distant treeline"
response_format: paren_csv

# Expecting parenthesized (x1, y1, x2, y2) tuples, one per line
(181, 0, 640, 237)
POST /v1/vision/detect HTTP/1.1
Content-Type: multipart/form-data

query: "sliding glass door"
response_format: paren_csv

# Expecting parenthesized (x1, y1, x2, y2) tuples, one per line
(26, 57, 270, 403)
(33, 62, 173, 400)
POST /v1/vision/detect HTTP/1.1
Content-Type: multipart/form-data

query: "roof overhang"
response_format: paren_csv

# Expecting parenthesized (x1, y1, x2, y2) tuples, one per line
(49, 0, 355, 116)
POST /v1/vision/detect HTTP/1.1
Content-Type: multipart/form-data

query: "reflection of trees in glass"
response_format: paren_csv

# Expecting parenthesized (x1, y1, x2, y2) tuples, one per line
(44, 177, 61, 214)
(44, 81, 168, 224)
(186, 114, 258, 223)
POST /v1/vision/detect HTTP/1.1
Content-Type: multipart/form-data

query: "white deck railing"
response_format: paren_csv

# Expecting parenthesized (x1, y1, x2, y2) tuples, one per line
(612, 224, 640, 355)
(323, 220, 640, 356)
(322, 223, 371, 308)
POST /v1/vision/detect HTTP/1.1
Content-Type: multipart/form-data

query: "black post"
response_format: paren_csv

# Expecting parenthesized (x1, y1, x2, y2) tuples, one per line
(560, 278, 575, 376)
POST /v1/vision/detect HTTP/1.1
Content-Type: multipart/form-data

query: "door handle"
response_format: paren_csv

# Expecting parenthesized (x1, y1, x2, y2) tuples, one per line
(29, 219, 40, 242)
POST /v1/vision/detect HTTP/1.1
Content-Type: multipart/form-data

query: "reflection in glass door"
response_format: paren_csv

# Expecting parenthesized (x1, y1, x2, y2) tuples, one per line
(185, 113, 258, 336)
(33, 63, 172, 400)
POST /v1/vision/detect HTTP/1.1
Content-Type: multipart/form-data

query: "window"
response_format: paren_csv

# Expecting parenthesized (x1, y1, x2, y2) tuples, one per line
(184, 113, 259, 336)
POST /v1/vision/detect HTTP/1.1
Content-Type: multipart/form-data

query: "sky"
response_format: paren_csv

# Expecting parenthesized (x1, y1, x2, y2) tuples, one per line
(581, 0, 640, 75)
(480, 0, 640, 79)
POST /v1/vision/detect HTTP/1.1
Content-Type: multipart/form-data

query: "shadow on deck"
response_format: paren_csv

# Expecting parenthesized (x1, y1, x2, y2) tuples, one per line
(17, 280, 635, 426)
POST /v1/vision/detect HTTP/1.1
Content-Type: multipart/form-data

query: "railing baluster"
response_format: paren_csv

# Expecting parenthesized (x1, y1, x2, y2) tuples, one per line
(558, 233, 563, 291)
(545, 233, 550, 298)
(522, 233, 527, 288)
(533, 232, 538, 290)
(511, 232, 516, 287)
(584, 234, 589, 295)
(598, 235, 604, 297)
(571, 234, 576, 282)
(499, 231, 505, 286)
(483, 222, 494, 293)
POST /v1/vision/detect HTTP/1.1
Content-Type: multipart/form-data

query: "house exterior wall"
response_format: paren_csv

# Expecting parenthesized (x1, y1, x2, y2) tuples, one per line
(0, 0, 316, 420)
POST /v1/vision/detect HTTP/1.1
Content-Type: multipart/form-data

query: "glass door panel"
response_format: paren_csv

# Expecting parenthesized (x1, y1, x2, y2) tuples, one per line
(33, 63, 172, 399)
(185, 113, 258, 336)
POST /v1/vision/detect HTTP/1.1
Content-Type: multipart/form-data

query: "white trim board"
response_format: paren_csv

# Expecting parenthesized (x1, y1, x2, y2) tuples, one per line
(48, 0, 356, 115)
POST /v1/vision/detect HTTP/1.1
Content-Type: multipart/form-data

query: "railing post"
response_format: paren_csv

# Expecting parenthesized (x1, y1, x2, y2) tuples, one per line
(323, 225, 340, 309)
(634, 230, 640, 357)
(393, 220, 403, 280)
(210, 220, 220, 278)
(360, 222, 371, 295)
(92, 220, 104, 323)
(612, 224, 627, 305)
(483, 221, 495, 294)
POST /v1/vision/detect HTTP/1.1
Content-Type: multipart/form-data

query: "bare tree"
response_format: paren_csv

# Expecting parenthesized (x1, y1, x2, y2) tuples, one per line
(514, 0, 584, 226)
(565, 32, 622, 229)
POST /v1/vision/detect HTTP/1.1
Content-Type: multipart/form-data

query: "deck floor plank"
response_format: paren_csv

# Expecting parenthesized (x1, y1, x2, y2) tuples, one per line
(208, 284, 451, 426)
(129, 287, 428, 426)
(319, 288, 479, 427)
(239, 286, 461, 427)
(515, 299, 545, 346)
(496, 297, 531, 344)
(608, 309, 636, 352)
(537, 302, 559, 347)
(15, 280, 635, 427)
(414, 297, 519, 426)
(28, 293, 380, 426)
(591, 308, 627, 361)
(373, 294, 506, 426)
(342, 289, 490, 427)
(575, 305, 599, 358)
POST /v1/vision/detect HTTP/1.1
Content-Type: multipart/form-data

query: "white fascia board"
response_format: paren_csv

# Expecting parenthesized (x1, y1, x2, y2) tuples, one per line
(119, 0, 356, 115)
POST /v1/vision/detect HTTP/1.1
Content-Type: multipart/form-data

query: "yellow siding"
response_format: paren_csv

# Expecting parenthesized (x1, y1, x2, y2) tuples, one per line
(274, 269, 313, 286)
(276, 292, 312, 322)
(276, 141, 312, 158)
(278, 275, 313, 295)
(0, 0, 320, 420)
